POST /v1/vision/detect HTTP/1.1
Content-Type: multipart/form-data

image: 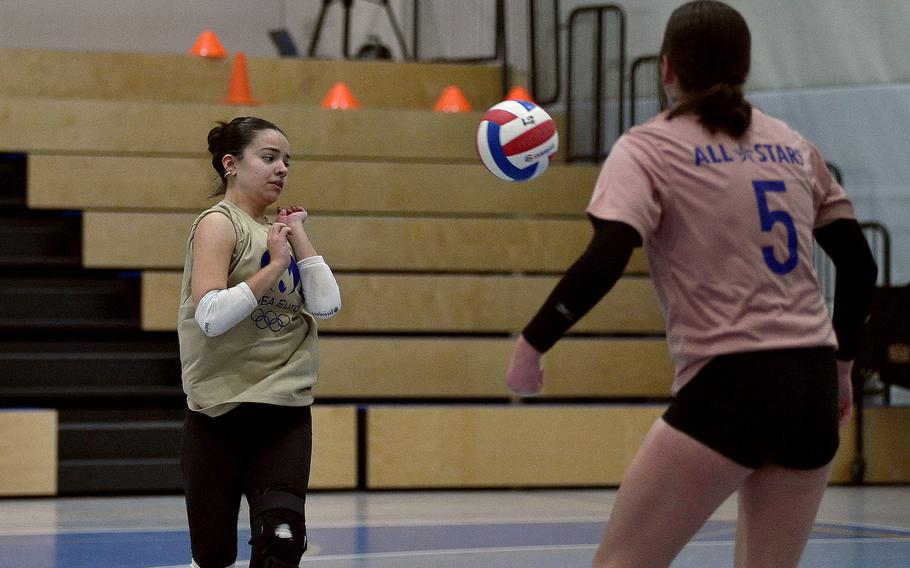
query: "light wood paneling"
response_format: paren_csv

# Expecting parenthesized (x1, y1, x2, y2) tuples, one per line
(0, 48, 502, 108)
(82, 211, 648, 274)
(29, 155, 215, 211)
(366, 405, 666, 487)
(830, 419, 857, 484)
(28, 155, 599, 215)
(317, 337, 672, 399)
(830, 406, 910, 484)
(83, 212, 194, 270)
(543, 339, 673, 397)
(320, 274, 663, 334)
(309, 405, 358, 489)
(142, 271, 182, 330)
(141, 271, 664, 334)
(861, 406, 910, 483)
(368, 405, 910, 488)
(0, 409, 57, 496)
(0, 97, 562, 161)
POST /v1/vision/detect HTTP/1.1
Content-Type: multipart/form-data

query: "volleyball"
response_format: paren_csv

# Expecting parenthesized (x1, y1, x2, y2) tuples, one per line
(475, 99, 558, 182)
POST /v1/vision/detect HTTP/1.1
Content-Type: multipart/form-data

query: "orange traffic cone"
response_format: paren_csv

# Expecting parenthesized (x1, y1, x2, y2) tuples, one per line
(321, 82, 360, 110)
(223, 52, 259, 105)
(505, 85, 535, 104)
(189, 29, 227, 58)
(433, 85, 472, 112)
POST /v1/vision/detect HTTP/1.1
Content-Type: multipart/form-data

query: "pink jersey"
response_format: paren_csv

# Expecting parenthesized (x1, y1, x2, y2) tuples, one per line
(588, 108, 855, 393)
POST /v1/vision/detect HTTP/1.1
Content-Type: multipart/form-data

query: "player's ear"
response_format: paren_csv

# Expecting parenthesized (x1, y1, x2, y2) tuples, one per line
(222, 154, 237, 174)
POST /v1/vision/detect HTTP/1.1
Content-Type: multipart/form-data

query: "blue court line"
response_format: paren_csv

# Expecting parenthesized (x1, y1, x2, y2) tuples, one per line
(2, 519, 909, 568)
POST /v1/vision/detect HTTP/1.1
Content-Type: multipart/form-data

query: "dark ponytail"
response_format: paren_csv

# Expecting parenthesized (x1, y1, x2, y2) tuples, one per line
(662, 1, 752, 138)
(206, 116, 285, 196)
(668, 83, 752, 138)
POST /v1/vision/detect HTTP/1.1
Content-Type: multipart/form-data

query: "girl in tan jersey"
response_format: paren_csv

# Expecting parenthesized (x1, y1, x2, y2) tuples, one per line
(507, 2, 877, 567)
(178, 117, 340, 568)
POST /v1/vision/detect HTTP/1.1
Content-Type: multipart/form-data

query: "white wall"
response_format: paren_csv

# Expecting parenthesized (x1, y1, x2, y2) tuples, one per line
(0, 0, 414, 60)
(1, 1, 906, 88)
(559, 0, 910, 90)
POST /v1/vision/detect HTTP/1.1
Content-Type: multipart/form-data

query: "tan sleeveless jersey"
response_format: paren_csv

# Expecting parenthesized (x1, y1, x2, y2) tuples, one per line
(178, 200, 319, 417)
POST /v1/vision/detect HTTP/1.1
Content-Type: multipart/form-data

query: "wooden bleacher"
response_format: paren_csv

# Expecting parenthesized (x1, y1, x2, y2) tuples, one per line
(0, 409, 57, 496)
(0, 48, 503, 108)
(3, 48, 903, 492)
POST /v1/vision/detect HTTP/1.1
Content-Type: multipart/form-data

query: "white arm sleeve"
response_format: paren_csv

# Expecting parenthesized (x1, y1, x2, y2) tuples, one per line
(194, 281, 258, 337)
(297, 255, 341, 319)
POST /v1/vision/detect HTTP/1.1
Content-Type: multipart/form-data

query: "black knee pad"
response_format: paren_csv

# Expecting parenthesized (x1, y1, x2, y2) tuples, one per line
(248, 490, 307, 568)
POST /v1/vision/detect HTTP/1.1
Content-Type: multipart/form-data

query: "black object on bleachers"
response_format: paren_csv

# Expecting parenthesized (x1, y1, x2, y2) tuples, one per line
(307, 0, 410, 60)
(859, 285, 910, 391)
(269, 29, 299, 57)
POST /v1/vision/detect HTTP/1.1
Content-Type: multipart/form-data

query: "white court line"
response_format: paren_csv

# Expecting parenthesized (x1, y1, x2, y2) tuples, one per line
(145, 537, 910, 567)
(803, 537, 910, 544)
(148, 545, 601, 568)
(814, 518, 910, 534)
(298, 544, 599, 562)
(305, 515, 609, 529)
(0, 526, 189, 537)
(6, 516, 908, 539)
(0, 515, 611, 537)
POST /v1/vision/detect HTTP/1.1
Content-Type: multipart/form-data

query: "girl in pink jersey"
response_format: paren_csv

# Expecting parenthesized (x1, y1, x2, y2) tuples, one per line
(507, 2, 877, 567)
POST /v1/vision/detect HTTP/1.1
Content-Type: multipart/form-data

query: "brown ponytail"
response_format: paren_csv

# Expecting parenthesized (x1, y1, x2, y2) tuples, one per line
(668, 83, 752, 138)
(662, 1, 752, 138)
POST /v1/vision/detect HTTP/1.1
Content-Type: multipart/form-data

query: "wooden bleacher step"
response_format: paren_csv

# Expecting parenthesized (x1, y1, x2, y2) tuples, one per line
(28, 156, 598, 215)
(80, 211, 648, 274)
(0, 97, 528, 162)
(141, 272, 664, 334)
(0, 48, 503, 109)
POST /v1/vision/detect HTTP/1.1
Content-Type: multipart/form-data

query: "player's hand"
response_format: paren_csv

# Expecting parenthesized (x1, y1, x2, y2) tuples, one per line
(267, 222, 292, 267)
(277, 206, 308, 232)
(507, 335, 544, 396)
(836, 359, 854, 427)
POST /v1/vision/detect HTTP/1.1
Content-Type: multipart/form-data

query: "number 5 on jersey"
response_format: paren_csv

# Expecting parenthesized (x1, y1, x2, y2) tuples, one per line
(753, 180, 798, 275)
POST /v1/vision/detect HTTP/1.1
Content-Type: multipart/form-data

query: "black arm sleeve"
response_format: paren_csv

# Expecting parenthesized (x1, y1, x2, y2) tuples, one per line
(813, 218, 879, 360)
(521, 218, 643, 353)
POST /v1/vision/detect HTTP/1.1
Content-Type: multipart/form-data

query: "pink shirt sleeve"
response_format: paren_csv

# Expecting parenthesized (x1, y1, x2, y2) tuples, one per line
(586, 133, 664, 242)
(806, 142, 856, 228)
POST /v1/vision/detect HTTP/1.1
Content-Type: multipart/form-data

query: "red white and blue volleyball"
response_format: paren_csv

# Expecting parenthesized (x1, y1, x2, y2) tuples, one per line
(476, 99, 558, 182)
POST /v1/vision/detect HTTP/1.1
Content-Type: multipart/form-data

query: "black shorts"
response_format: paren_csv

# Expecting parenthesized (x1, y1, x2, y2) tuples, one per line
(662, 346, 839, 470)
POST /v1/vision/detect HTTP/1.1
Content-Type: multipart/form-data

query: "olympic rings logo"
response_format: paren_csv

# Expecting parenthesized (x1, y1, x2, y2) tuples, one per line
(251, 309, 292, 332)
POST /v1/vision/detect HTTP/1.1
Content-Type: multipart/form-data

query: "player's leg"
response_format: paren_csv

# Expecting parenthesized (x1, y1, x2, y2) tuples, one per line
(181, 409, 245, 568)
(244, 404, 313, 568)
(592, 418, 753, 568)
(733, 463, 831, 568)
(734, 348, 839, 567)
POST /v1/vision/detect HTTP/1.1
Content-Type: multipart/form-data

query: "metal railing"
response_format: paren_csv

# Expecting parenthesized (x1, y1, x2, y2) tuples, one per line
(629, 54, 667, 126)
(528, 0, 561, 105)
(565, 5, 626, 162)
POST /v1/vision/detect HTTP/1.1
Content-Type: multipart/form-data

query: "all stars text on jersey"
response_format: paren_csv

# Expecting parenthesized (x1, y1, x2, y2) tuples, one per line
(694, 143, 804, 167)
